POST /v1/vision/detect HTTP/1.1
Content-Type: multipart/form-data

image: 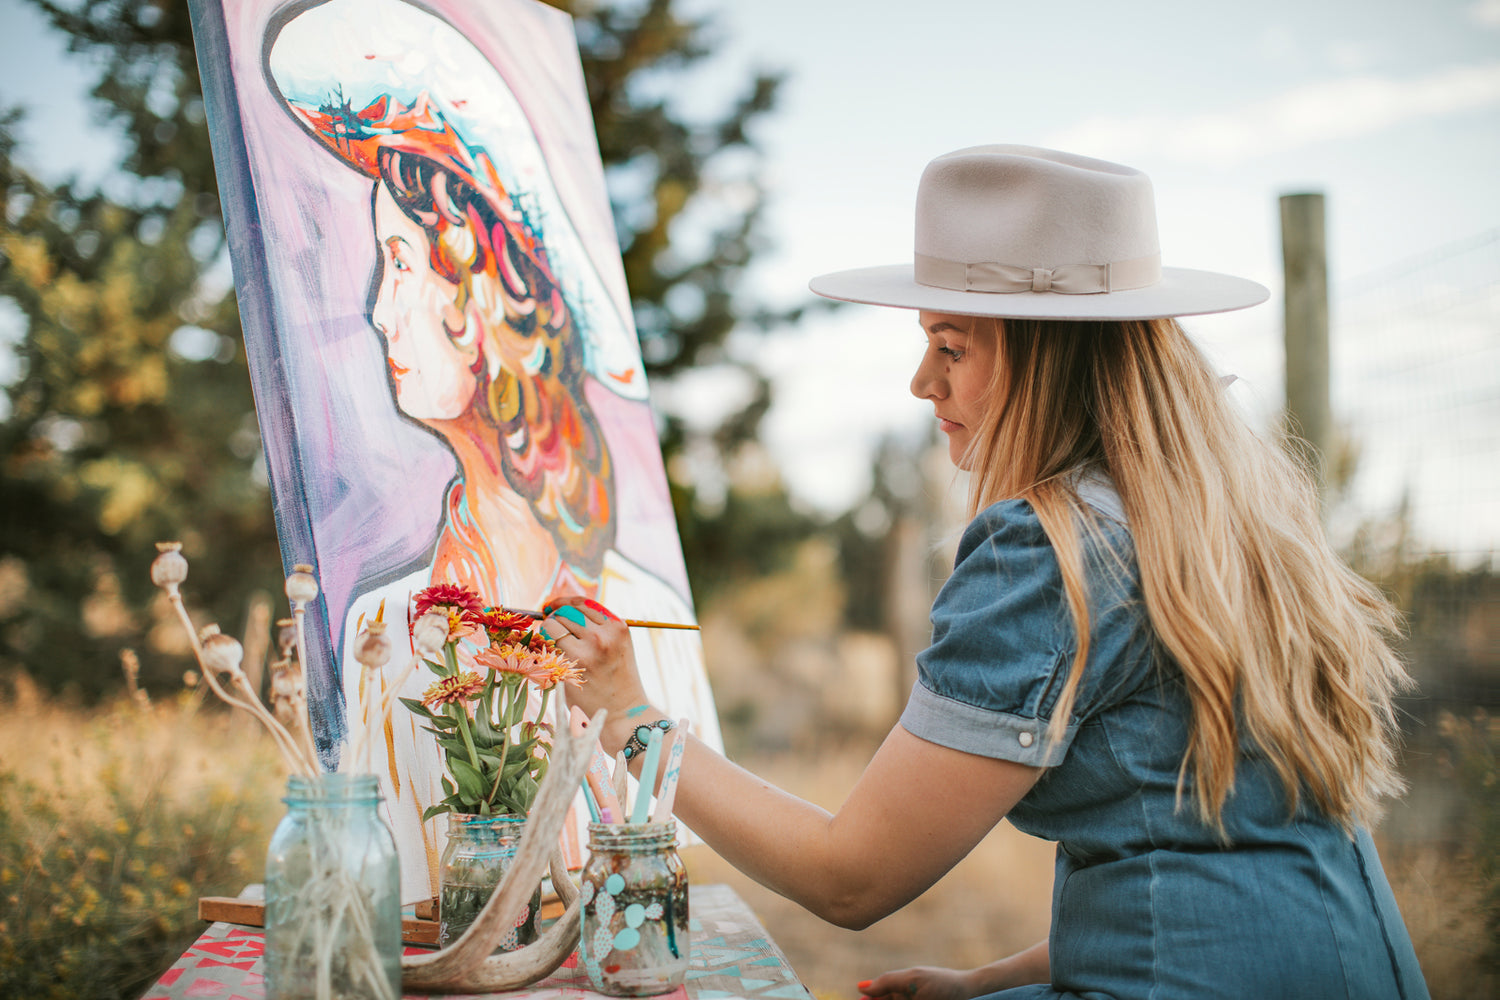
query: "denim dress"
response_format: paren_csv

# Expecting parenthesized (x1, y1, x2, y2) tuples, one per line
(899, 480, 1429, 1000)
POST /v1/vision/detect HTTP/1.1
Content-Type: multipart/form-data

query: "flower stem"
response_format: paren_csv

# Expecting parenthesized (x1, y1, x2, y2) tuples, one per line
(230, 670, 318, 776)
(453, 701, 482, 777)
(170, 592, 315, 775)
(292, 607, 321, 768)
(489, 681, 517, 806)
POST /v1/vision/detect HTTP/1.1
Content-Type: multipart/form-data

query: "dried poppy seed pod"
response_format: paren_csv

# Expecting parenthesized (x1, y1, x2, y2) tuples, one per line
(413, 611, 449, 657)
(151, 542, 189, 594)
(199, 624, 246, 681)
(276, 617, 297, 658)
(354, 621, 393, 670)
(285, 564, 319, 607)
(269, 656, 307, 717)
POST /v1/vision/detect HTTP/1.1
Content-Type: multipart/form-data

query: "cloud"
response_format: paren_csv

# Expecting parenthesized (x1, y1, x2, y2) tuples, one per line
(1470, 0, 1500, 28)
(1327, 39, 1380, 73)
(1042, 63, 1500, 166)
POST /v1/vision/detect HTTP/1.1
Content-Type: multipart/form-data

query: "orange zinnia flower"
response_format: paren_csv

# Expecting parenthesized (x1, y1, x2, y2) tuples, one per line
(420, 671, 485, 708)
(529, 646, 584, 689)
(442, 606, 486, 645)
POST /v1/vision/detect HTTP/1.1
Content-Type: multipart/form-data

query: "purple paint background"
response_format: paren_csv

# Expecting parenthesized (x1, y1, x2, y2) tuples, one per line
(209, 0, 691, 715)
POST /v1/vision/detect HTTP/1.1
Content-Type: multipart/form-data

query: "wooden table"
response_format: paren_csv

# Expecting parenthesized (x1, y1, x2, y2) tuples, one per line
(141, 883, 810, 1000)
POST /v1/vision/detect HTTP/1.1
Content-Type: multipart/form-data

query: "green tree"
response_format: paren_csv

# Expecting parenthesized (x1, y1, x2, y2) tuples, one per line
(557, 0, 824, 595)
(1, 0, 816, 697)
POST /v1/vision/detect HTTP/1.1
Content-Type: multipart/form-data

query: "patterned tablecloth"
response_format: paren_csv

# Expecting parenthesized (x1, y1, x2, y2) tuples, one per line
(140, 883, 810, 1000)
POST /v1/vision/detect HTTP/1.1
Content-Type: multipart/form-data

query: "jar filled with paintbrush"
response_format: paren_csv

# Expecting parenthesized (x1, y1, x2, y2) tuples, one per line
(573, 711, 692, 995)
(579, 820, 689, 995)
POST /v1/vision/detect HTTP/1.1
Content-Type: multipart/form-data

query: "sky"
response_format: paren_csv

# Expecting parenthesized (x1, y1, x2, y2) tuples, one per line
(665, 0, 1500, 556)
(2, 0, 1497, 553)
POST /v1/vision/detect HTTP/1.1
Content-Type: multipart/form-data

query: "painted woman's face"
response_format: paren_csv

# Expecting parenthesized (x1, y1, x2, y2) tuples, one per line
(909, 311, 999, 469)
(370, 183, 479, 421)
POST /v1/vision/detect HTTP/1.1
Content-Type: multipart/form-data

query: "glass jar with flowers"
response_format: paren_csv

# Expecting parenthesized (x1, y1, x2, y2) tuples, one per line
(398, 583, 583, 948)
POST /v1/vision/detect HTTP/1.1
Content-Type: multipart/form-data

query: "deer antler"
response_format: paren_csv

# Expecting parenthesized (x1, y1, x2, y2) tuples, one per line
(401, 708, 601, 992)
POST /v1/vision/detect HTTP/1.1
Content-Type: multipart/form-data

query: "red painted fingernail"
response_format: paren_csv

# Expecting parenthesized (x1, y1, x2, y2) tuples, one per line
(581, 598, 619, 620)
(857, 982, 872, 991)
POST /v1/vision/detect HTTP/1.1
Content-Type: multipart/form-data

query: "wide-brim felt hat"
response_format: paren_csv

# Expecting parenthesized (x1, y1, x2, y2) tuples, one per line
(810, 145, 1269, 321)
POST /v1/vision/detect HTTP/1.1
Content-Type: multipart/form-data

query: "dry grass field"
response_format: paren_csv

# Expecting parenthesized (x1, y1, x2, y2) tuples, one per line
(0, 673, 284, 999)
(2, 676, 1493, 999)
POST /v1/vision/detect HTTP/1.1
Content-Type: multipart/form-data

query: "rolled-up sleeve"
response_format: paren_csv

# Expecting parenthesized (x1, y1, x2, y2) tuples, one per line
(900, 499, 1079, 767)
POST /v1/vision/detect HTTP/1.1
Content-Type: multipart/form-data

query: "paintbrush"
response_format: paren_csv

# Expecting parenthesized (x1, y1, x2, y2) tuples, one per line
(502, 605, 700, 631)
(569, 705, 624, 821)
(613, 750, 630, 819)
(630, 727, 665, 825)
(651, 720, 689, 823)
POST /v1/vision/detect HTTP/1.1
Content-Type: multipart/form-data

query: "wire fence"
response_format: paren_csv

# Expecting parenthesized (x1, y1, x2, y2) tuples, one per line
(1333, 228, 1500, 569)
(1328, 229, 1500, 855)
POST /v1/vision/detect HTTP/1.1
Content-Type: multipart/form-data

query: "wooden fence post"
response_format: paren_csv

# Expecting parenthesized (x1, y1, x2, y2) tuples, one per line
(1280, 191, 1331, 512)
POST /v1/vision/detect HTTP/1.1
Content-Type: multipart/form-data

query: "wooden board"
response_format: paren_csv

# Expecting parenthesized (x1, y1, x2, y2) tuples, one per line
(198, 894, 568, 946)
(198, 895, 441, 946)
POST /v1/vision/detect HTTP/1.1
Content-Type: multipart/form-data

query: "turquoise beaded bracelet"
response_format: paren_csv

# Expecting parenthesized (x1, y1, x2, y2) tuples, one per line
(622, 718, 676, 761)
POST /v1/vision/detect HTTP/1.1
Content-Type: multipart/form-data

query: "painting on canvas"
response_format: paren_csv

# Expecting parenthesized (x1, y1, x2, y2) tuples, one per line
(188, 0, 719, 901)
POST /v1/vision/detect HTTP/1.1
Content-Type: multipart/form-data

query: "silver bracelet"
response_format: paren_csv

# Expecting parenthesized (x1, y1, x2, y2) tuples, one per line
(622, 718, 675, 761)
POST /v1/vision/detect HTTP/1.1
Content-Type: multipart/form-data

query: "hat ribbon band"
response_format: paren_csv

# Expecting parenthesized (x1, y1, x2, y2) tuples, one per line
(914, 252, 1161, 295)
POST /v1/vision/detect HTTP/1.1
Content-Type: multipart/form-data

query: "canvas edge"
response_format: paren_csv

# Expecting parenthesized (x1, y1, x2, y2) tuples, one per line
(185, 0, 347, 760)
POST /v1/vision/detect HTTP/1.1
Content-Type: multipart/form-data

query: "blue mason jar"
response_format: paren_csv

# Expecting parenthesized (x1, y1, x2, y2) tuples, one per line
(263, 773, 401, 1000)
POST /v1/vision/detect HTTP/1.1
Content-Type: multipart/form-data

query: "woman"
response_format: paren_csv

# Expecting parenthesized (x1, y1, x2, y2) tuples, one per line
(267, 0, 719, 901)
(551, 146, 1429, 998)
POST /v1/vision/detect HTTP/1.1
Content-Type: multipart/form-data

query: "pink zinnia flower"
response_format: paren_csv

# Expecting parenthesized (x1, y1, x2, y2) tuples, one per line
(414, 582, 484, 618)
(475, 643, 552, 685)
(469, 608, 536, 643)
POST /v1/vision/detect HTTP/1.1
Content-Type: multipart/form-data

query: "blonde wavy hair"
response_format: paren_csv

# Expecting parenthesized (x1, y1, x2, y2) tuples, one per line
(962, 314, 1410, 832)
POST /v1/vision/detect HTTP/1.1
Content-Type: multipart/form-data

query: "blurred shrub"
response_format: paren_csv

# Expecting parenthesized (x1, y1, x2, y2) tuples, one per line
(1441, 709, 1500, 973)
(0, 672, 282, 999)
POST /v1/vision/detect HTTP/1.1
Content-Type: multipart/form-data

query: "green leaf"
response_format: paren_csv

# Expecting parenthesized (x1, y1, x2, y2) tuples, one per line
(513, 774, 539, 813)
(421, 803, 452, 823)
(436, 737, 471, 758)
(475, 748, 504, 769)
(498, 753, 532, 782)
(399, 697, 435, 719)
(421, 724, 459, 747)
(506, 695, 528, 729)
(450, 757, 486, 804)
(472, 706, 500, 744)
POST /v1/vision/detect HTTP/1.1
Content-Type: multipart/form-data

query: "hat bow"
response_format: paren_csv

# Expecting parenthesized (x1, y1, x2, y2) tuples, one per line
(914, 251, 1161, 295)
